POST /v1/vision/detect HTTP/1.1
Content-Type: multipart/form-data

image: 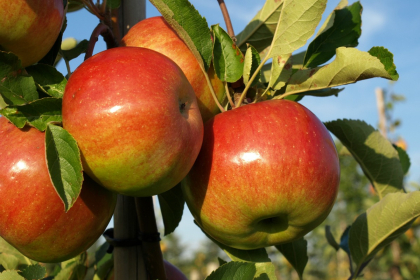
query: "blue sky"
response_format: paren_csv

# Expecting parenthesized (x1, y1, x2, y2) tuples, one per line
(58, 0, 420, 250)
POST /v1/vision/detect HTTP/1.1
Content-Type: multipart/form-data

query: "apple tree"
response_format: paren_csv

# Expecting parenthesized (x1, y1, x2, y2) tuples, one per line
(0, 0, 417, 279)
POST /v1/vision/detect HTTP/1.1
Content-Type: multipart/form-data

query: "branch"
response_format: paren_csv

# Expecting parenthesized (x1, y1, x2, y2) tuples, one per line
(84, 23, 118, 60)
(217, 0, 235, 40)
(135, 197, 167, 280)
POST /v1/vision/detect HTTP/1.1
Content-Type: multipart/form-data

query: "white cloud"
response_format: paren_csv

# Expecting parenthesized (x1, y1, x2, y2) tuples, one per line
(361, 5, 387, 39)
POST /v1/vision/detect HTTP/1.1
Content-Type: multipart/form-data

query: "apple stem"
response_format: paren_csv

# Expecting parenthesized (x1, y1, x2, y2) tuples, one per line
(85, 23, 118, 61)
(225, 82, 235, 108)
(135, 197, 167, 280)
(81, 0, 104, 20)
(217, 0, 235, 40)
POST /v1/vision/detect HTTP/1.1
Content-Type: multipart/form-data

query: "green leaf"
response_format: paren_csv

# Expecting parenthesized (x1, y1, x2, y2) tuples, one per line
(236, 0, 284, 53)
(45, 124, 83, 212)
(303, 1, 362, 68)
(349, 192, 420, 276)
(0, 96, 6, 109)
(255, 263, 277, 280)
(284, 47, 398, 95)
(267, 53, 292, 92)
(368, 46, 399, 81)
(315, 0, 349, 36)
(325, 119, 404, 199)
(60, 40, 89, 61)
(0, 52, 39, 106)
(0, 97, 62, 131)
(243, 44, 261, 87)
(276, 238, 308, 280)
(0, 255, 19, 271)
(93, 243, 113, 280)
(157, 183, 185, 236)
(268, 0, 327, 59)
(195, 222, 271, 263)
(393, 145, 410, 175)
(325, 225, 339, 251)
(0, 270, 25, 280)
(67, 0, 84, 12)
(212, 25, 244, 83)
(54, 252, 88, 280)
(0, 237, 35, 268)
(106, 0, 120, 9)
(149, 0, 213, 71)
(18, 264, 46, 280)
(205, 262, 256, 280)
(26, 64, 67, 98)
(339, 226, 352, 259)
(218, 258, 227, 266)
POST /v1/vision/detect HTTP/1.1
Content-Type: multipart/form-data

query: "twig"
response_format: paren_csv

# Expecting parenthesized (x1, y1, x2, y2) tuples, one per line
(84, 23, 118, 60)
(217, 0, 235, 40)
(375, 87, 387, 138)
(135, 197, 167, 280)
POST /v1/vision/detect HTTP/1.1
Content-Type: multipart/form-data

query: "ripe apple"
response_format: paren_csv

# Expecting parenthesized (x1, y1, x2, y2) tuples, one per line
(121, 16, 225, 122)
(62, 47, 203, 196)
(0, 0, 64, 67)
(182, 99, 340, 250)
(0, 117, 117, 263)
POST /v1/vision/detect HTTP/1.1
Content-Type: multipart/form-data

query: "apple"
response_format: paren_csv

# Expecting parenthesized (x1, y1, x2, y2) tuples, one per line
(106, 260, 188, 280)
(182, 99, 340, 250)
(0, 0, 64, 67)
(62, 47, 203, 196)
(121, 16, 225, 122)
(0, 117, 117, 263)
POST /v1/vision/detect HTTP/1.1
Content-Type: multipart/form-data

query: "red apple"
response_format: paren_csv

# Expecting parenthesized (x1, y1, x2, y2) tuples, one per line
(0, 117, 116, 263)
(121, 16, 225, 122)
(0, 0, 64, 67)
(182, 99, 340, 250)
(62, 47, 203, 196)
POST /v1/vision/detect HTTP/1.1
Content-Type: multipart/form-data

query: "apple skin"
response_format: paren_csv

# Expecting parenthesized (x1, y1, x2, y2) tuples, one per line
(62, 47, 203, 197)
(0, 0, 64, 67)
(182, 99, 340, 250)
(0, 117, 117, 263)
(121, 16, 225, 122)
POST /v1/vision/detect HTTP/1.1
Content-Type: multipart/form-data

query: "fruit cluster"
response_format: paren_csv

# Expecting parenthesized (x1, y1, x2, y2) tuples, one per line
(0, 6, 339, 268)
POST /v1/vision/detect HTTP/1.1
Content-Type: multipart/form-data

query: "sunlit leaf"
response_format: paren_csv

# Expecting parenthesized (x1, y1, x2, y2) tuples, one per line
(149, 0, 213, 71)
(0, 98, 62, 131)
(45, 124, 83, 212)
(243, 44, 261, 87)
(303, 1, 362, 68)
(236, 0, 284, 53)
(267, 53, 292, 91)
(205, 262, 256, 280)
(325, 119, 404, 199)
(26, 64, 67, 98)
(0, 52, 38, 106)
(0, 270, 24, 280)
(268, 0, 327, 58)
(212, 25, 244, 83)
(284, 47, 398, 95)
(349, 192, 420, 276)
(393, 145, 410, 175)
